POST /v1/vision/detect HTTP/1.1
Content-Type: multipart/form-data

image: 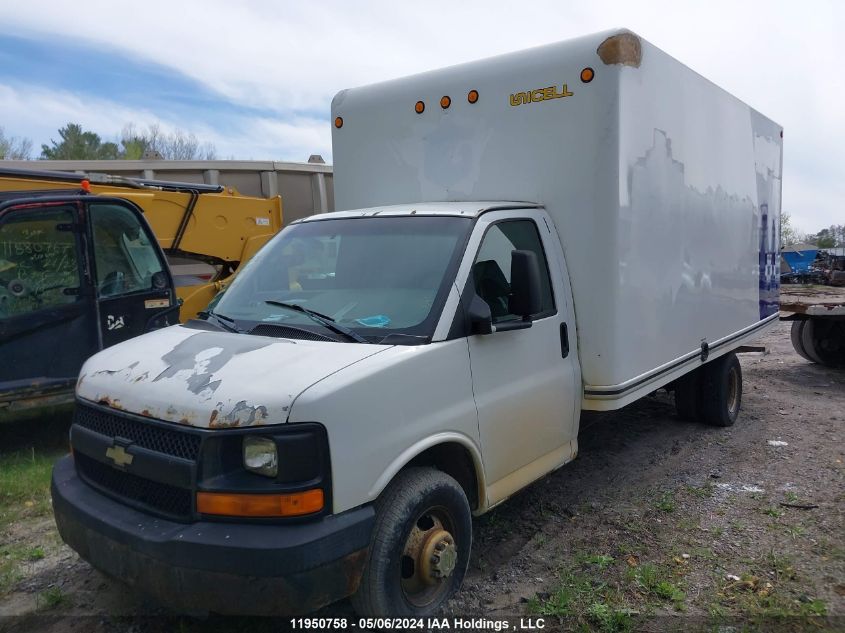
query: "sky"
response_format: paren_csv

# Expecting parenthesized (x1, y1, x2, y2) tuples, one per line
(0, 0, 841, 234)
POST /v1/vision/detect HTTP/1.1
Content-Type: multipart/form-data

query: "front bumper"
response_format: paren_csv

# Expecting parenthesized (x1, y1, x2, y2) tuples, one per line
(51, 455, 375, 615)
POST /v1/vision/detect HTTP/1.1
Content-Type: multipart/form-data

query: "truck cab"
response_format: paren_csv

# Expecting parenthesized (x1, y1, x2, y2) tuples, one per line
(0, 192, 178, 421)
(51, 201, 581, 615)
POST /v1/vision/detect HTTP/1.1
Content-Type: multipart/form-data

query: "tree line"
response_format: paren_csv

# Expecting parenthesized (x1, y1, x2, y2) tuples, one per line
(781, 213, 844, 249)
(0, 123, 216, 161)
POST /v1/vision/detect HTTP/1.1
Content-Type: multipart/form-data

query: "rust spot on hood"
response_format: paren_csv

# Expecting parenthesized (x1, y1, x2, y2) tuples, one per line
(597, 32, 642, 67)
(209, 400, 269, 428)
(97, 396, 123, 410)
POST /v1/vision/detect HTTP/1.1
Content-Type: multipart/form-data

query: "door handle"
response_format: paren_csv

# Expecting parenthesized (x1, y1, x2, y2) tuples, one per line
(560, 322, 569, 358)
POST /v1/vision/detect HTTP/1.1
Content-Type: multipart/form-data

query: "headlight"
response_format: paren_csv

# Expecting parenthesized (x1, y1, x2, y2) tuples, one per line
(243, 436, 278, 477)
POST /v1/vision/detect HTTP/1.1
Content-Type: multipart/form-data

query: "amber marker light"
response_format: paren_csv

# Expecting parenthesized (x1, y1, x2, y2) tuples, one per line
(440, 96, 451, 109)
(580, 67, 595, 83)
(197, 489, 324, 517)
(467, 89, 479, 103)
(415, 100, 425, 113)
(80, 179, 91, 193)
(334, 116, 344, 128)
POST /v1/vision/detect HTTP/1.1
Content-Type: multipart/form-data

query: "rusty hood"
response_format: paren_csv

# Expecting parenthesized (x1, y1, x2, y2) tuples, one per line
(76, 325, 389, 428)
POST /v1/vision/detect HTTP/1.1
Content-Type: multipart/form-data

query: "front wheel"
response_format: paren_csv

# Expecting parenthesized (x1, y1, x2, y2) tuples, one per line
(351, 467, 472, 618)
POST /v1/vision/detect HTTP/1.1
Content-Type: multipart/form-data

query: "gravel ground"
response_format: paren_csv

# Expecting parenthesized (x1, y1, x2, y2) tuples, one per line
(0, 320, 842, 632)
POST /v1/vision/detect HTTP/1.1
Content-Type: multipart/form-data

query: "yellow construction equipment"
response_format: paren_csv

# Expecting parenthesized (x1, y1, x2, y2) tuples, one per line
(0, 166, 282, 320)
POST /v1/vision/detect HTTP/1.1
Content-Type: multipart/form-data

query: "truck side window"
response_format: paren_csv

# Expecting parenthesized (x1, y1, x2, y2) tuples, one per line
(473, 220, 555, 322)
(90, 204, 164, 298)
(0, 207, 81, 319)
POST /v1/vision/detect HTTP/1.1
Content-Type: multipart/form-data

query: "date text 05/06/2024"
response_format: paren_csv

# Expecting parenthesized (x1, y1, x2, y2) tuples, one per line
(289, 617, 547, 630)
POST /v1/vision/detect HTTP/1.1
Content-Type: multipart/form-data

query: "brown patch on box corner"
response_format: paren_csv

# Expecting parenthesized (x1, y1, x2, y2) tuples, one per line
(597, 32, 642, 67)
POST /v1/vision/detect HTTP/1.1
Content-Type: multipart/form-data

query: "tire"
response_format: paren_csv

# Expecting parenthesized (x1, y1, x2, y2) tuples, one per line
(799, 319, 824, 364)
(801, 319, 845, 368)
(790, 320, 815, 362)
(673, 367, 702, 421)
(699, 352, 742, 427)
(351, 467, 472, 618)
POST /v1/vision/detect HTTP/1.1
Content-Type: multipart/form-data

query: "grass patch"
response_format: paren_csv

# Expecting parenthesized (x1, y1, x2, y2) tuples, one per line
(0, 448, 61, 531)
(38, 586, 68, 610)
(716, 577, 827, 622)
(0, 448, 63, 595)
(1, 541, 51, 594)
(528, 570, 632, 631)
(685, 482, 715, 499)
(580, 553, 615, 570)
(655, 491, 676, 513)
(586, 602, 633, 633)
(626, 563, 686, 611)
(761, 506, 784, 518)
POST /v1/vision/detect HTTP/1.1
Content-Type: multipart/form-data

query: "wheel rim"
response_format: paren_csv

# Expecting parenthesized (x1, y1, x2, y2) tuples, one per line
(726, 366, 740, 418)
(400, 505, 459, 607)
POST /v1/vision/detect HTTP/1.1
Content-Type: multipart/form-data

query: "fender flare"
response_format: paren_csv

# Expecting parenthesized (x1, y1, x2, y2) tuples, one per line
(366, 431, 488, 513)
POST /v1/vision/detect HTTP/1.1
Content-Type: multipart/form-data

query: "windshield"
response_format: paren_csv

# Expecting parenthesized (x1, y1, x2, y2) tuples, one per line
(212, 216, 472, 343)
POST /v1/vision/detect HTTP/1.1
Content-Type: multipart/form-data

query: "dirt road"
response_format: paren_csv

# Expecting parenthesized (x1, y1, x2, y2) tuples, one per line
(1, 321, 842, 632)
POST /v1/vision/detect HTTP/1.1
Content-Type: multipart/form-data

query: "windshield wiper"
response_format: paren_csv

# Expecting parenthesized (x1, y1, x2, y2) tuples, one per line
(198, 310, 240, 334)
(264, 300, 368, 343)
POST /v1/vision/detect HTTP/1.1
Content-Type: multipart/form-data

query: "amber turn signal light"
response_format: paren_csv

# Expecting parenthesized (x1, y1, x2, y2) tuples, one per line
(467, 89, 479, 103)
(197, 489, 324, 517)
(580, 67, 595, 83)
(334, 117, 343, 129)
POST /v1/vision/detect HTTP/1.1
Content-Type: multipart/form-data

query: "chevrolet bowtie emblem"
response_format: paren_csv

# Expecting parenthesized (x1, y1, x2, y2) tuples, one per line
(105, 444, 134, 468)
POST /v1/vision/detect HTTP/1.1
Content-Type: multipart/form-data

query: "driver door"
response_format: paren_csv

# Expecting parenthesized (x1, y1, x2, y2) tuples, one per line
(87, 200, 177, 348)
(0, 201, 98, 407)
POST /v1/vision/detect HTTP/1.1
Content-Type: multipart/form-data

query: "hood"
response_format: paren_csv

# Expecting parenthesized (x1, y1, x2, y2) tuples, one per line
(77, 325, 388, 428)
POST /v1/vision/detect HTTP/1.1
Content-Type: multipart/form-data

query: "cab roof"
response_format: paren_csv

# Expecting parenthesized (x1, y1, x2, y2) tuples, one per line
(296, 201, 540, 222)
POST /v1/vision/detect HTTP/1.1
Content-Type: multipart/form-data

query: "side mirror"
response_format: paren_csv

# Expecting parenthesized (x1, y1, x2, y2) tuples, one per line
(468, 294, 493, 335)
(509, 250, 542, 318)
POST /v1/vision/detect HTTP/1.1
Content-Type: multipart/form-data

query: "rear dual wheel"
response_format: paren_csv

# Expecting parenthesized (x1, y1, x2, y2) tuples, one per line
(791, 319, 845, 368)
(674, 352, 742, 427)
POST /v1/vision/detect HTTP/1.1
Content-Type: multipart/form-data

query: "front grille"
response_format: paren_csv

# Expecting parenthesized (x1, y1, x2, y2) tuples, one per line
(75, 452, 193, 520)
(249, 323, 337, 342)
(74, 403, 201, 460)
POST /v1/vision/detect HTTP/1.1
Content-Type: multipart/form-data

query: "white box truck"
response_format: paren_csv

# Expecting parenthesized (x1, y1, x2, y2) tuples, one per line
(51, 29, 782, 617)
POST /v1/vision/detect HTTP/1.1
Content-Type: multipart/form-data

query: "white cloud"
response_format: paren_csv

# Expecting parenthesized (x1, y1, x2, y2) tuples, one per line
(0, 0, 842, 231)
(0, 83, 330, 161)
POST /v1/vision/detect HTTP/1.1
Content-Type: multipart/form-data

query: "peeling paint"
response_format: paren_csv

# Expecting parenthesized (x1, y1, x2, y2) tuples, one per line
(97, 396, 123, 410)
(209, 400, 269, 428)
(153, 333, 271, 396)
(93, 362, 140, 378)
